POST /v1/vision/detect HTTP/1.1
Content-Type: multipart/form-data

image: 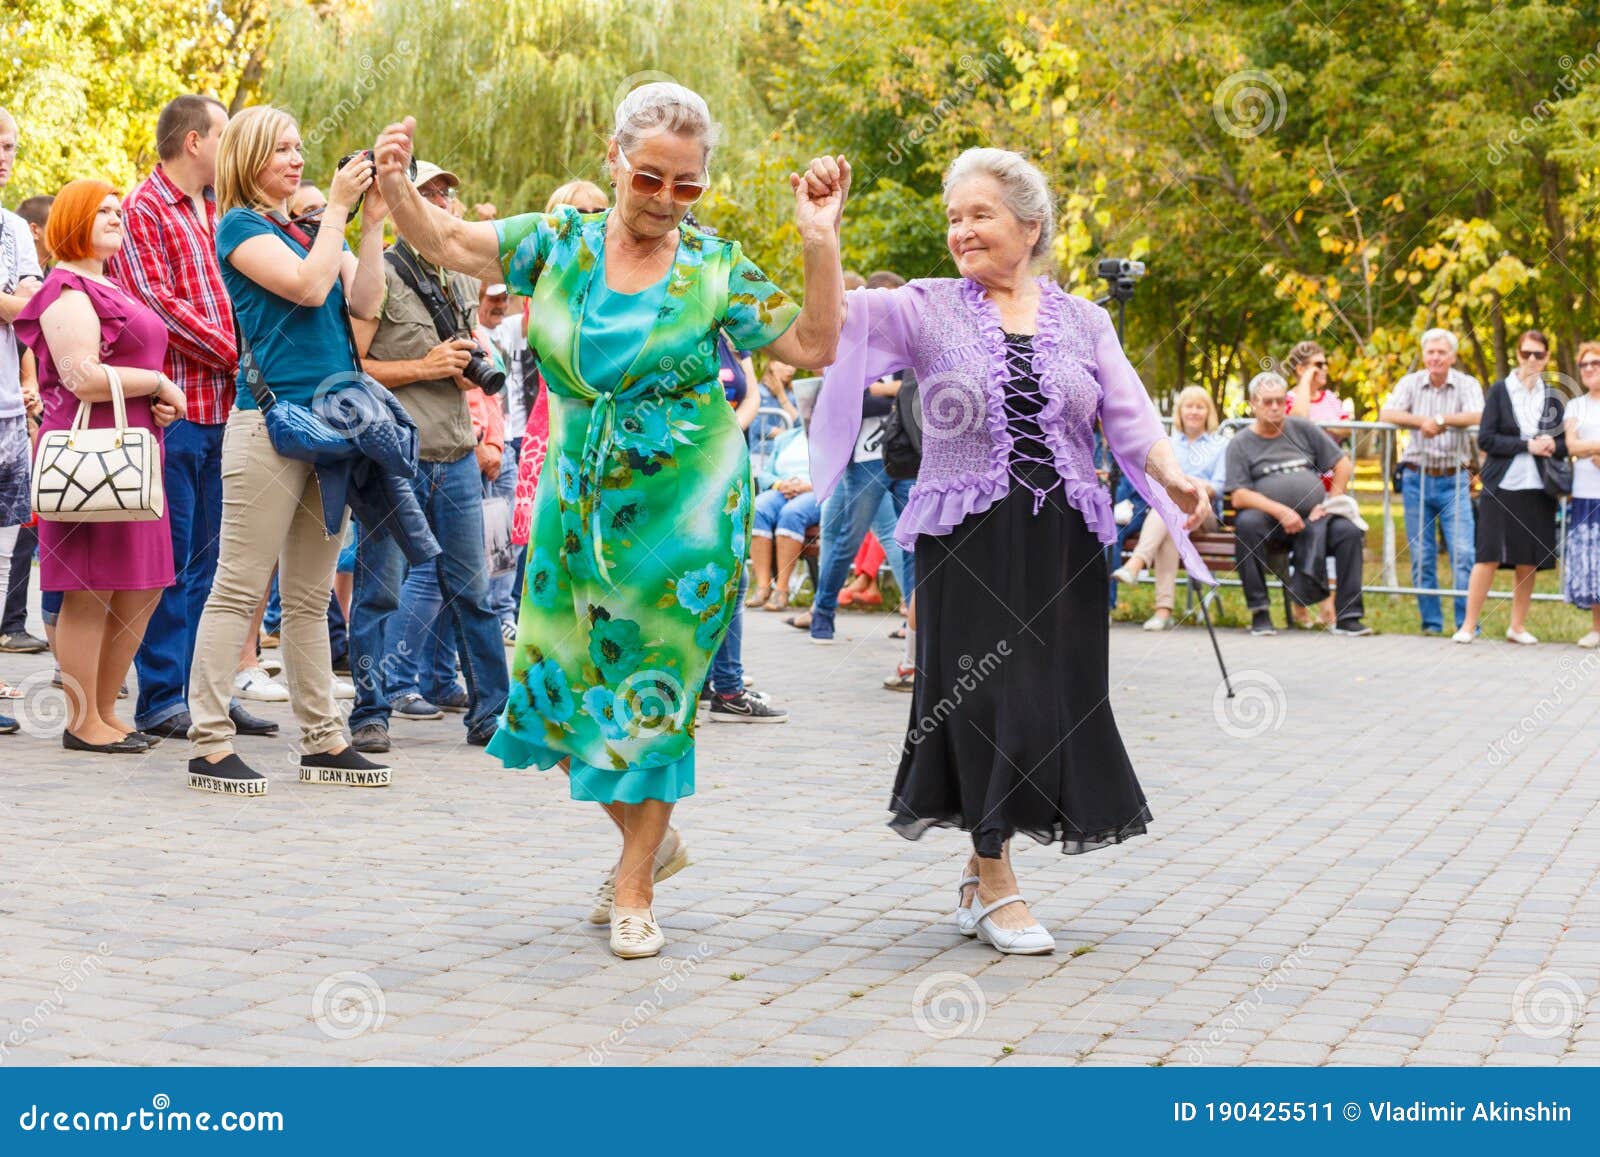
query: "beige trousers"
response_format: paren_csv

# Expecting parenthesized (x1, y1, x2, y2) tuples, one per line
(1129, 506, 1218, 611)
(188, 409, 345, 758)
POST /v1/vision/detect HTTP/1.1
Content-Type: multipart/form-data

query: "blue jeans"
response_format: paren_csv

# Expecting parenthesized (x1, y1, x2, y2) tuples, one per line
(133, 419, 224, 729)
(708, 570, 748, 695)
(350, 453, 509, 734)
(811, 458, 914, 633)
(752, 488, 822, 538)
(488, 437, 521, 627)
(384, 558, 462, 703)
(1401, 465, 1475, 632)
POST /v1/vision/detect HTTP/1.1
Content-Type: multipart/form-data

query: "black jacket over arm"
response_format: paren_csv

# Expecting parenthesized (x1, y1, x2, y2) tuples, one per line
(1477, 379, 1568, 493)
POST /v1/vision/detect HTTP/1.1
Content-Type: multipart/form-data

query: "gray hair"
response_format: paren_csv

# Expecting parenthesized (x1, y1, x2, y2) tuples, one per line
(942, 147, 1056, 260)
(1420, 327, 1458, 354)
(1248, 371, 1288, 402)
(613, 83, 720, 166)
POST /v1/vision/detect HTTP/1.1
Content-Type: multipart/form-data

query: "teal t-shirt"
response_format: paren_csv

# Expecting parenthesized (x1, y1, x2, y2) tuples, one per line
(577, 245, 670, 394)
(216, 208, 355, 410)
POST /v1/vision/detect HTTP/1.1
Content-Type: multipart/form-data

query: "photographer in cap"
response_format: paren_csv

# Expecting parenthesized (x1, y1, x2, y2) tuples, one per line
(347, 159, 509, 753)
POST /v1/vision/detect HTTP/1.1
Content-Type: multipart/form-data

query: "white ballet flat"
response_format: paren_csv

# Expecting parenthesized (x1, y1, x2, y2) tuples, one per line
(1452, 628, 1474, 644)
(1110, 565, 1138, 586)
(954, 874, 981, 938)
(1577, 631, 1600, 649)
(1506, 627, 1540, 645)
(973, 894, 1055, 955)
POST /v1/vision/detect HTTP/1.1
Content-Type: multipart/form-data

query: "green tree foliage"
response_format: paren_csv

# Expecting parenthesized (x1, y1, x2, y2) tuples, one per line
(0, 0, 278, 196)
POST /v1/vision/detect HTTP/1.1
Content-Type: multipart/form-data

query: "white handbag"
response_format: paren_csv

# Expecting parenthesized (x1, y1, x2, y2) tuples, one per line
(30, 365, 165, 523)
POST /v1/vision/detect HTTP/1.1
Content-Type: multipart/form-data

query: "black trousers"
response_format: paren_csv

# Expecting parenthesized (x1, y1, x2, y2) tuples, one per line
(1234, 508, 1365, 623)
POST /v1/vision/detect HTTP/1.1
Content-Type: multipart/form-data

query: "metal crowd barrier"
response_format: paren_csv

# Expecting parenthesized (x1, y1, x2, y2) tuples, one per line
(1156, 415, 1570, 605)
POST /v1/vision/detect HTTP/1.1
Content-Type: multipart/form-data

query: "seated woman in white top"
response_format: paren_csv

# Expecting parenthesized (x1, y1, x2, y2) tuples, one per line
(1112, 386, 1227, 629)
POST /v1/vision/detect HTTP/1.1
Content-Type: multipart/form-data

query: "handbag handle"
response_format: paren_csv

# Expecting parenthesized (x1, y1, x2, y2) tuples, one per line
(68, 364, 131, 446)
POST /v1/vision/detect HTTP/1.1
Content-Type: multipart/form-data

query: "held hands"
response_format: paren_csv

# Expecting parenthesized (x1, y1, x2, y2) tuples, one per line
(1418, 417, 1444, 437)
(790, 155, 851, 242)
(1529, 434, 1557, 457)
(374, 117, 417, 201)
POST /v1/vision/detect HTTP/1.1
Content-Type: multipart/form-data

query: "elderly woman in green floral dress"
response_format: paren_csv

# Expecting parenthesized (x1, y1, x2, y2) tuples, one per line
(375, 84, 848, 958)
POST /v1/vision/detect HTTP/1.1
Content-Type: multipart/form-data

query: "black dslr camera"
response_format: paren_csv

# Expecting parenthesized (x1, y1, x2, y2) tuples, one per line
(335, 148, 417, 214)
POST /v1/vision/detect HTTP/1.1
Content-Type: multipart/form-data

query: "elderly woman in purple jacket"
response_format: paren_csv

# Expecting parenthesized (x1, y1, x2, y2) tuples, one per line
(812, 148, 1213, 955)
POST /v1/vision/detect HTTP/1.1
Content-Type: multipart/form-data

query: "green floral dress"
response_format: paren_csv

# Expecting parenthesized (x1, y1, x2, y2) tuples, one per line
(485, 206, 799, 803)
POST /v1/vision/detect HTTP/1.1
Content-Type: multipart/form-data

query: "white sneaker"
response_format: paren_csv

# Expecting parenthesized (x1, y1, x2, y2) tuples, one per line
(1142, 614, 1175, 631)
(1578, 631, 1600, 649)
(1506, 628, 1540, 645)
(1110, 565, 1139, 586)
(332, 677, 355, 700)
(234, 666, 289, 702)
(973, 894, 1054, 955)
(588, 828, 691, 924)
(609, 908, 665, 958)
(1452, 628, 1475, 644)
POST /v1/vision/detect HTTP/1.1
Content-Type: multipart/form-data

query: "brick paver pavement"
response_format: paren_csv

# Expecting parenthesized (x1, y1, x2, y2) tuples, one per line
(2, 610, 1597, 1066)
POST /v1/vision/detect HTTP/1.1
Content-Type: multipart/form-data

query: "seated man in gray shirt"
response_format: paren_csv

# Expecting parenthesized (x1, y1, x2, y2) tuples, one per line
(1225, 372, 1370, 636)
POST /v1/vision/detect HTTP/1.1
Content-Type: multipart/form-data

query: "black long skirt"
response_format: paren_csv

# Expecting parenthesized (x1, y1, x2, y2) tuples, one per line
(891, 476, 1152, 858)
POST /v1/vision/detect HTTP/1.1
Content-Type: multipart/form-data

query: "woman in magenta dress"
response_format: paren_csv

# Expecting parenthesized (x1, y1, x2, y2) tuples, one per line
(15, 180, 184, 754)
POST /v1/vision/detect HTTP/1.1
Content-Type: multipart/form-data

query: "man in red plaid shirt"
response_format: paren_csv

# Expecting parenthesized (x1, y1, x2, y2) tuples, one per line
(108, 95, 276, 742)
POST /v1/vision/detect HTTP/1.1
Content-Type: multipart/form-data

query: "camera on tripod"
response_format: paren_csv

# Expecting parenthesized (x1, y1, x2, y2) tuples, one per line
(1097, 257, 1146, 303)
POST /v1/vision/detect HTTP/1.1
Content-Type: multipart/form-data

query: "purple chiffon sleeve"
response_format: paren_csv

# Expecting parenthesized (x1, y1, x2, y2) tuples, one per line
(1092, 307, 1216, 586)
(809, 284, 922, 500)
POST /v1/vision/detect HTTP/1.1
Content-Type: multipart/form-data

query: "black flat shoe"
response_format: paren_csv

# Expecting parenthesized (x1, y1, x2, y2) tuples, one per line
(229, 703, 279, 736)
(63, 730, 150, 754)
(126, 731, 162, 746)
(142, 711, 193, 740)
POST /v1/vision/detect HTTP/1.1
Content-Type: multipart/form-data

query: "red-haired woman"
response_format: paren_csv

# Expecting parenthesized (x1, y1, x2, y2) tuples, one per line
(15, 179, 185, 753)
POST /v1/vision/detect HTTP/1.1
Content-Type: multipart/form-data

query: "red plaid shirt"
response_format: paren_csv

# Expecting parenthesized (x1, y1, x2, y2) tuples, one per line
(106, 165, 236, 423)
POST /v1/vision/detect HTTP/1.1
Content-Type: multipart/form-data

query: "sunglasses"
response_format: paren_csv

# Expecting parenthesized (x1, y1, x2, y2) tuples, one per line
(1581, 360, 1600, 371)
(616, 144, 707, 205)
(1519, 349, 1548, 360)
(1308, 360, 1328, 369)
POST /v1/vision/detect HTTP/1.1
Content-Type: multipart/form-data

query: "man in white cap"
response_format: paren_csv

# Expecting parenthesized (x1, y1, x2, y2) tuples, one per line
(346, 160, 509, 754)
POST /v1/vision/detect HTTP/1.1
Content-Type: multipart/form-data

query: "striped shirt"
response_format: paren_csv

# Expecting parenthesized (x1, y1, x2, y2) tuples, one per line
(1384, 368, 1484, 469)
(106, 165, 236, 424)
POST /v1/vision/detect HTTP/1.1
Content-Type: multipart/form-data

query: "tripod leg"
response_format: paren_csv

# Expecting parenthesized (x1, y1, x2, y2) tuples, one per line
(1192, 576, 1234, 698)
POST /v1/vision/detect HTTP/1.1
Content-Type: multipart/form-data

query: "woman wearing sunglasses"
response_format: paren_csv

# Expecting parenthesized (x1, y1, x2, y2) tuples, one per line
(372, 83, 848, 959)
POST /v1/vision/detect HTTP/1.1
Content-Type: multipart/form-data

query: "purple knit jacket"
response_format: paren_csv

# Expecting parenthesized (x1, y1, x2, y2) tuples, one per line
(809, 275, 1213, 584)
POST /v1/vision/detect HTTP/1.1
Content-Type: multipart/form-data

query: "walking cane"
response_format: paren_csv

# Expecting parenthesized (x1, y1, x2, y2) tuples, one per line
(1190, 574, 1234, 698)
